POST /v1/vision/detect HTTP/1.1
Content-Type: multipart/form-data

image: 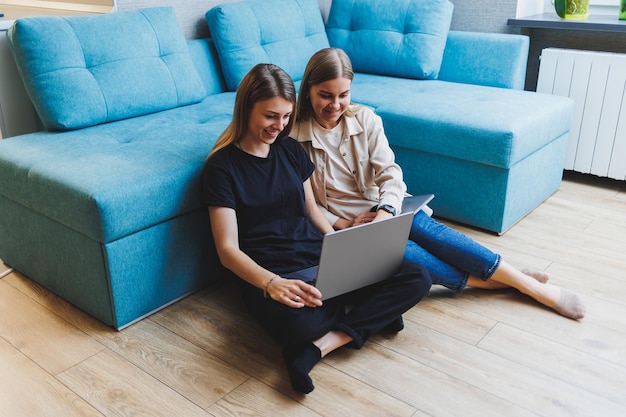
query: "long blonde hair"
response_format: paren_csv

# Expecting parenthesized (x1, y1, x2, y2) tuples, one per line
(297, 47, 357, 122)
(209, 64, 297, 158)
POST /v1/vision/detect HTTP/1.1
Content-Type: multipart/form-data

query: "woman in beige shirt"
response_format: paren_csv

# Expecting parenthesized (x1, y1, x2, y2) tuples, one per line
(292, 47, 585, 321)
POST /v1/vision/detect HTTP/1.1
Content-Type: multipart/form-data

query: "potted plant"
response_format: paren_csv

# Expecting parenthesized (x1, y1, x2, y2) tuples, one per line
(554, 0, 590, 20)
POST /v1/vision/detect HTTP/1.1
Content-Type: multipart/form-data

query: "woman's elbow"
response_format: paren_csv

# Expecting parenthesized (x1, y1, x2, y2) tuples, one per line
(214, 244, 239, 270)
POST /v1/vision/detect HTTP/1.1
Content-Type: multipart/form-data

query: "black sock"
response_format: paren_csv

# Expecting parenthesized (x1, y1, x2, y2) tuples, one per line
(283, 342, 321, 394)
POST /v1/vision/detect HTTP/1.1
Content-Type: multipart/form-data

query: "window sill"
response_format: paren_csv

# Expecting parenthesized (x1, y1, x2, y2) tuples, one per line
(508, 13, 626, 32)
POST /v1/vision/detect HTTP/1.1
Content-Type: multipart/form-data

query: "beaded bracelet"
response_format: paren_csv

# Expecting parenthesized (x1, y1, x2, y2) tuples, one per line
(263, 274, 278, 298)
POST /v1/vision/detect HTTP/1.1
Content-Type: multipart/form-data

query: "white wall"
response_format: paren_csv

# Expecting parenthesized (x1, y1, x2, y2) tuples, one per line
(0, 0, 113, 13)
(516, 0, 550, 17)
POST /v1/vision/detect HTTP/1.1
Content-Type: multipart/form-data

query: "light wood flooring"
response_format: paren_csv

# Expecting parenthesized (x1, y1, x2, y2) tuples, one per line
(1, 171, 625, 417)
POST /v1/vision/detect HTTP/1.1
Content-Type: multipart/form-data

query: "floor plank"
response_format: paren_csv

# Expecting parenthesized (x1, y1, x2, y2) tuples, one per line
(324, 341, 538, 417)
(57, 350, 212, 417)
(95, 319, 249, 409)
(208, 378, 321, 417)
(0, 279, 104, 375)
(478, 323, 626, 405)
(374, 320, 626, 417)
(0, 338, 104, 417)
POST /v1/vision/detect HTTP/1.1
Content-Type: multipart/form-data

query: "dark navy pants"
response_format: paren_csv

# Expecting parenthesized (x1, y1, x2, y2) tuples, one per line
(242, 259, 431, 348)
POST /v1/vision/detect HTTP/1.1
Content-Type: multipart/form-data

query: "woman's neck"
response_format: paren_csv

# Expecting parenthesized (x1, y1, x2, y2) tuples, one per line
(235, 139, 270, 158)
(313, 115, 342, 130)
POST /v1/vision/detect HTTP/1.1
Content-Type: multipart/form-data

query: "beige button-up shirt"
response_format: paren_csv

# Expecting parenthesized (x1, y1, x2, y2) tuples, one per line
(292, 105, 407, 226)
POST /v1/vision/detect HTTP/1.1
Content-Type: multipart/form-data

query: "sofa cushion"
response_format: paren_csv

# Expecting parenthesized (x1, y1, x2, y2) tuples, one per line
(326, 0, 454, 80)
(347, 74, 574, 168)
(206, 0, 329, 91)
(0, 93, 235, 243)
(7, 7, 207, 131)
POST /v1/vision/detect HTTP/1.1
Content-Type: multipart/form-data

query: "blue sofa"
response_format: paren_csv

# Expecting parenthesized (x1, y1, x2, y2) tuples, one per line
(0, 0, 573, 328)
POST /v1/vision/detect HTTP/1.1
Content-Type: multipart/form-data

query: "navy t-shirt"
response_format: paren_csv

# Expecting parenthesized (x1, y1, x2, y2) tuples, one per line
(203, 137, 323, 274)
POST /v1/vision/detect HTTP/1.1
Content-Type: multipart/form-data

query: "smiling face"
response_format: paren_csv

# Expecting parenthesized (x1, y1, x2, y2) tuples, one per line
(309, 77, 352, 129)
(240, 96, 293, 154)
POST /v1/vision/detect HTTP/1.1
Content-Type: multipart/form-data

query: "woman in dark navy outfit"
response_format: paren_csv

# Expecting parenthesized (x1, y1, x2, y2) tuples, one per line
(202, 63, 431, 394)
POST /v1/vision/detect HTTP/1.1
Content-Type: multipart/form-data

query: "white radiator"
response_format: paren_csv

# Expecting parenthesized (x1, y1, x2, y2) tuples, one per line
(537, 48, 626, 181)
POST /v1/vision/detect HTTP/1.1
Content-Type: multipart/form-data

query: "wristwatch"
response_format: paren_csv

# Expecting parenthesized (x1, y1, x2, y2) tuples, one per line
(377, 204, 396, 216)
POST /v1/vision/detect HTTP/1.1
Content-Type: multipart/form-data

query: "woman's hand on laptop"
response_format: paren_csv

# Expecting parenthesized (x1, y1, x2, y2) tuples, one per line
(267, 277, 323, 308)
(334, 212, 377, 230)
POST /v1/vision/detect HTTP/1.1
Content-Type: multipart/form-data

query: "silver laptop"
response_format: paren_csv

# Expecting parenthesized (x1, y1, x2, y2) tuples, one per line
(401, 193, 434, 213)
(285, 194, 433, 300)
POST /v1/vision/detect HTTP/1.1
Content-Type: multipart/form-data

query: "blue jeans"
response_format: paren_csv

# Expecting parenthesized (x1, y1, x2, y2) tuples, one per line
(404, 211, 501, 292)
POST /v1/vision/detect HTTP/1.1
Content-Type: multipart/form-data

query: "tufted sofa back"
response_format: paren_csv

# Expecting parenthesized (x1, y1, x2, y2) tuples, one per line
(206, 0, 329, 91)
(326, 0, 454, 80)
(7, 7, 207, 131)
(207, 0, 455, 92)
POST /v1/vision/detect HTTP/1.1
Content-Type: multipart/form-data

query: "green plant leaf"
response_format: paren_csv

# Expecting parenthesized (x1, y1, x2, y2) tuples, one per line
(554, 0, 567, 18)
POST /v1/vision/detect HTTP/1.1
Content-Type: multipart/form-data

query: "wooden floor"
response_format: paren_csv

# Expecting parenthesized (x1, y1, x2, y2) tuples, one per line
(1, 171, 625, 417)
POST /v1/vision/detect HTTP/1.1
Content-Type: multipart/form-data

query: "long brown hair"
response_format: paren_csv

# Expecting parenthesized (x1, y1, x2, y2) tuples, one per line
(296, 47, 356, 122)
(209, 64, 297, 158)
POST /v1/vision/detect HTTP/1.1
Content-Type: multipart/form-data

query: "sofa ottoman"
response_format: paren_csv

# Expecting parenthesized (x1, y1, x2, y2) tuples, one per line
(363, 78, 572, 233)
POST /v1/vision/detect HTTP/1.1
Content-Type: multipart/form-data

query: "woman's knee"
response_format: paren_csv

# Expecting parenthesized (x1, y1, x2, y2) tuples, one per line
(398, 260, 432, 296)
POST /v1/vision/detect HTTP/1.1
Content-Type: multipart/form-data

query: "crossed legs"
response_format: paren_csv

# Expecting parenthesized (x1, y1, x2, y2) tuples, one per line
(283, 259, 430, 394)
